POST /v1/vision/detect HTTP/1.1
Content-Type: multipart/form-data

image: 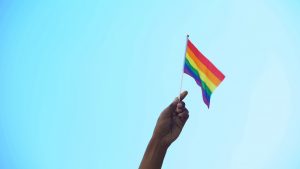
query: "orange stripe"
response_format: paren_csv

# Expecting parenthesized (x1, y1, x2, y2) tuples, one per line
(186, 48, 221, 86)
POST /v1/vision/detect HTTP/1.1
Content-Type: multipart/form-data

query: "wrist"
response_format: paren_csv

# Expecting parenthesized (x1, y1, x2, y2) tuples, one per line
(139, 135, 169, 169)
(151, 135, 170, 150)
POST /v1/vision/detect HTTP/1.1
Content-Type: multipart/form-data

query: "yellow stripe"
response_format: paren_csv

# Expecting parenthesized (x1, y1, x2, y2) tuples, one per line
(186, 48, 221, 86)
(186, 53, 217, 92)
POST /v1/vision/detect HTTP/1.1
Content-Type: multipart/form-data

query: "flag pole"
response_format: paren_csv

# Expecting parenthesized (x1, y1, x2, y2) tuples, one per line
(179, 34, 189, 101)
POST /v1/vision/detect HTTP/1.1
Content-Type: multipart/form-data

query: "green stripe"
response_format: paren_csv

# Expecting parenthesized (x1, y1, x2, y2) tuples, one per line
(185, 58, 212, 96)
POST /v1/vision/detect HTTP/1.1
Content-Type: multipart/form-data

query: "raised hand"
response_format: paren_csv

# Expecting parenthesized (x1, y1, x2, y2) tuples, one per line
(152, 91, 189, 147)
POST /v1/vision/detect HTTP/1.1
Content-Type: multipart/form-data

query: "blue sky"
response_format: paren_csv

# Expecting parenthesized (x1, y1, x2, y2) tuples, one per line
(1, 0, 300, 168)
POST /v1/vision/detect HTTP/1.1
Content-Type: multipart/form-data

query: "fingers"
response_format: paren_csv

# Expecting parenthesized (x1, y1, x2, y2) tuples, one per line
(176, 101, 185, 112)
(175, 109, 189, 128)
(178, 110, 189, 120)
(178, 109, 189, 125)
(176, 101, 189, 125)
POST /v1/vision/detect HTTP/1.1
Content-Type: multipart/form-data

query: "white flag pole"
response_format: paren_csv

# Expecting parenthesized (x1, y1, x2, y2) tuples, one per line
(178, 34, 189, 101)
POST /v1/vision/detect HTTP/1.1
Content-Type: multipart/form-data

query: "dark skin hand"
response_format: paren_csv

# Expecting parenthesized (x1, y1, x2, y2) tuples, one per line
(139, 91, 189, 169)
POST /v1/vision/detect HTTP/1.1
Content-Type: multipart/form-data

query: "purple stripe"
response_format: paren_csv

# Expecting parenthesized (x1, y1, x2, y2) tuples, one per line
(184, 66, 211, 108)
(184, 66, 203, 88)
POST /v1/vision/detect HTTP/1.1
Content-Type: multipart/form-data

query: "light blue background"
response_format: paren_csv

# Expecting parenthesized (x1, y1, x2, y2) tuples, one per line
(1, 0, 300, 168)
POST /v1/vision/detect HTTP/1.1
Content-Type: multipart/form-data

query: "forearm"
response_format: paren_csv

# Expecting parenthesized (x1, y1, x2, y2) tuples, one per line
(139, 136, 168, 169)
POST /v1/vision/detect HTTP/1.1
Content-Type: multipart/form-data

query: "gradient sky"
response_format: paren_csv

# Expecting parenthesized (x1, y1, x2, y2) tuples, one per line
(1, 0, 300, 169)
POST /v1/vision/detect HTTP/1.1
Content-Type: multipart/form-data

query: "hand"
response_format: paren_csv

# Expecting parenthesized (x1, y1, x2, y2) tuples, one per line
(139, 91, 189, 169)
(152, 91, 189, 147)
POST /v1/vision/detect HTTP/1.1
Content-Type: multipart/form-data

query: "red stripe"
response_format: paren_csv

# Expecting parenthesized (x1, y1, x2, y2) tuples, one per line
(187, 40, 225, 81)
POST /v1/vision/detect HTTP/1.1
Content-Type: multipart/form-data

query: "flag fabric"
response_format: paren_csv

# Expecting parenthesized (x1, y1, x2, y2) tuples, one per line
(184, 39, 225, 108)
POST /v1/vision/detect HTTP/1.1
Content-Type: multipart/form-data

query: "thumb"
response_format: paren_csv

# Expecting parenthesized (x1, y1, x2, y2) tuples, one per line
(170, 91, 188, 108)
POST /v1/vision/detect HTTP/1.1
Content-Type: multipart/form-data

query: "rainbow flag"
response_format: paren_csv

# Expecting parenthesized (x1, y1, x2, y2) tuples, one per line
(184, 39, 225, 108)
